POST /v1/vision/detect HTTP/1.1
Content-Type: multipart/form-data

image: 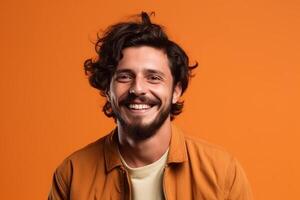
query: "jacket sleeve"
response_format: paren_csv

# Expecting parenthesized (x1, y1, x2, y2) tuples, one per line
(48, 159, 73, 200)
(224, 157, 253, 200)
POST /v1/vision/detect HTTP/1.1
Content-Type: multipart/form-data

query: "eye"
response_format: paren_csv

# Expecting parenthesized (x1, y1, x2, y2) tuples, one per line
(116, 73, 132, 83)
(147, 75, 162, 83)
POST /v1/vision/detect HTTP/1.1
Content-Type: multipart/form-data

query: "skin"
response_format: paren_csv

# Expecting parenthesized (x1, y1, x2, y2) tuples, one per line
(107, 46, 182, 168)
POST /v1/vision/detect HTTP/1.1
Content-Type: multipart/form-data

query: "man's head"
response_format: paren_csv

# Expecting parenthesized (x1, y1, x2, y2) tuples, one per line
(84, 12, 197, 139)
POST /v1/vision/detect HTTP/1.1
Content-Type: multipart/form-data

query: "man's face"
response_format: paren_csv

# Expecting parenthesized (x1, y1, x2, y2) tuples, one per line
(107, 46, 181, 140)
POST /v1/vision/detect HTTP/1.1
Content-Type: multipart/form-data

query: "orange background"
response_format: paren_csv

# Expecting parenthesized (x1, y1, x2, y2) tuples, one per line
(1, 0, 299, 199)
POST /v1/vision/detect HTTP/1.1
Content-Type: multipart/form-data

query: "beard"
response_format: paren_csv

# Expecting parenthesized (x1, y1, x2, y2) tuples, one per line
(112, 95, 172, 141)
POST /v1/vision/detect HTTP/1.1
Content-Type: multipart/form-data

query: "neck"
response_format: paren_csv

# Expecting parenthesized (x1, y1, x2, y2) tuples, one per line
(117, 119, 172, 168)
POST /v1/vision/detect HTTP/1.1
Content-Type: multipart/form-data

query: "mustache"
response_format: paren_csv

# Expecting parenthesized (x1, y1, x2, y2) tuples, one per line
(120, 94, 161, 106)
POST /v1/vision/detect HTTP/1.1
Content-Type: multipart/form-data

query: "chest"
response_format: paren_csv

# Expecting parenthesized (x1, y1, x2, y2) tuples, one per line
(69, 165, 225, 200)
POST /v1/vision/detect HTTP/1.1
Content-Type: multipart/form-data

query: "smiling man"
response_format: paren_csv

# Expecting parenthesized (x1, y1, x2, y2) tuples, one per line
(49, 12, 253, 200)
(109, 46, 181, 143)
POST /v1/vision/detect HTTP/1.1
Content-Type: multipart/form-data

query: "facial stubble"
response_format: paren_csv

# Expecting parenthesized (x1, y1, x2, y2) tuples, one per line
(113, 96, 172, 141)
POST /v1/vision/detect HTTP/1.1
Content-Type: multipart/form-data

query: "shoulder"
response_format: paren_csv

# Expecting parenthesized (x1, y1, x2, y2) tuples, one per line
(184, 135, 233, 164)
(171, 124, 237, 182)
(183, 135, 235, 182)
(49, 134, 112, 199)
(54, 133, 110, 178)
(67, 135, 108, 164)
(183, 135, 252, 199)
(171, 124, 234, 166)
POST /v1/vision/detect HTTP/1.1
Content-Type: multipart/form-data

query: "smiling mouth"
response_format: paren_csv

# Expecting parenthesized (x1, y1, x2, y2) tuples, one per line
(126, 103, 153, 110)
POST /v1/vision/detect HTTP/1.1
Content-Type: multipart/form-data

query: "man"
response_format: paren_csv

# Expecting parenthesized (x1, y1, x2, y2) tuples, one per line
(49, 12, 252, 200)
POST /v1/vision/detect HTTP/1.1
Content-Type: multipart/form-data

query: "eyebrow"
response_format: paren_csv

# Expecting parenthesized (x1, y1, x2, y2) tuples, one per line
(144, 69, 166, 78)
(115, 69, 133, 74)
(115, 68, 166, 77)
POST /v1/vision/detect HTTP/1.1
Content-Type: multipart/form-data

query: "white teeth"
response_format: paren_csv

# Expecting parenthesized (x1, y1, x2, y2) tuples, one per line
(128, 104, 151, 110)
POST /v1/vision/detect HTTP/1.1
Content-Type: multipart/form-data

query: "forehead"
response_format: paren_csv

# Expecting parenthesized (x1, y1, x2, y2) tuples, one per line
(116, 46, 171, 74)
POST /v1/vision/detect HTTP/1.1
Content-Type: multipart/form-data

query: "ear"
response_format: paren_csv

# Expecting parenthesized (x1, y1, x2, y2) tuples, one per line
(172, 83, 182, 104)
(105, 90, 111, 102)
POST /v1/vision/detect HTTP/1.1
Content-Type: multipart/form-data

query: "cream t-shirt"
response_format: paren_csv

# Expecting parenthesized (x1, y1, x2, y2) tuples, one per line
(119, 149, 169, 200)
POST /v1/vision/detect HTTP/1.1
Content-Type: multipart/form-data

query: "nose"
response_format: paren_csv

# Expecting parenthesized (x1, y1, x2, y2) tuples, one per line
(129, 76, 146, 96)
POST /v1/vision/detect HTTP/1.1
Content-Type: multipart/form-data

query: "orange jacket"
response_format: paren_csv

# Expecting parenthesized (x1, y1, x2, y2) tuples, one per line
(48, 125, 253, 200)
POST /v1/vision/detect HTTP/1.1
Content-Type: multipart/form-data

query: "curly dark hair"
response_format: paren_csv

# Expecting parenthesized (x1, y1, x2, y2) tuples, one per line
(84, 12, 197, 120)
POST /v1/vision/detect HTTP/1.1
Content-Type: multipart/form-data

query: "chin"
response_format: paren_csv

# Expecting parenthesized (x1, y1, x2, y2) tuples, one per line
(124, 115, 169, 141)
(115, 104, 171, 141)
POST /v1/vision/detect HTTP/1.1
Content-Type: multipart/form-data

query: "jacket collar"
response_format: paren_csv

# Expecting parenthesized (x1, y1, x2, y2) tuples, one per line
(104, 124, 188, 173)
(104, 129, 122, 172)
(167, 125, 188, 164)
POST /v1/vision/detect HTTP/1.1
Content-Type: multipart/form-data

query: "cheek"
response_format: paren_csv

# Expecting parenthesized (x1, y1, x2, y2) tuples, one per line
(151, 85, 173, 103)
(110, 84, 129, 102)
